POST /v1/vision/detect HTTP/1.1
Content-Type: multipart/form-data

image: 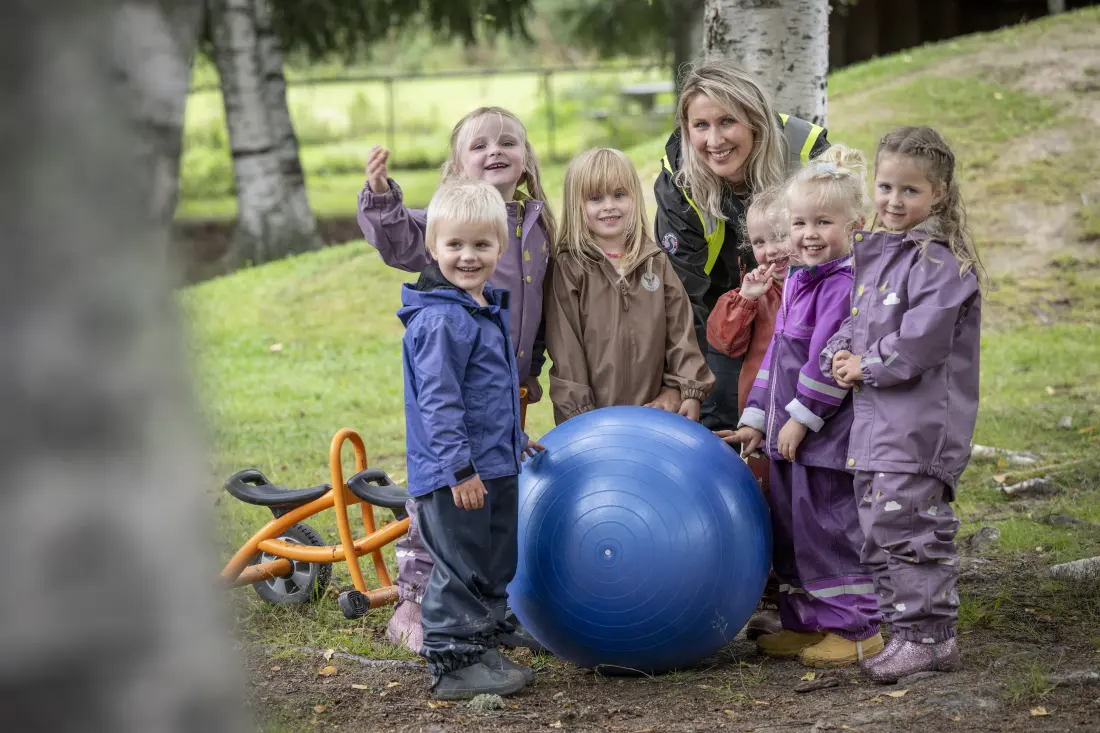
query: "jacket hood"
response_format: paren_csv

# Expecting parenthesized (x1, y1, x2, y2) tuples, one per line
(397, 263, 506, 327)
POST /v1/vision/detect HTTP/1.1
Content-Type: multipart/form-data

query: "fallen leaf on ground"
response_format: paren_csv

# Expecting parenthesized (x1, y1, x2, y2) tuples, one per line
(549, 722, 563, 729)
(313, 705, 326, 714)
(350, 684, 368, 691)
(993, 474, 1008, 484)
(269, 666, 281, 672)
(1031, 706, 1050, 717)
(317, 665, 338, 677)
(885, 689, 908, 698)
(753, 700, 770, 705)
(801, 671, 816, 681)
(323, 649, 335, 661)
(386, 681, 401, 688)
(269, 343, 284, 352)
(870, 696, 884, 703)
(721, 709, 735, 717)
(427, 701, 453, 709)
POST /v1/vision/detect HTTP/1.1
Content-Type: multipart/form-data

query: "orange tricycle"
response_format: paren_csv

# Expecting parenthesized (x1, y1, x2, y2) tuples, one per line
(219, 392, 529, 619)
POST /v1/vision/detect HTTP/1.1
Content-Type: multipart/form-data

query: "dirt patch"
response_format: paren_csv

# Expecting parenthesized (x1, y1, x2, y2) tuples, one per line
(241, 552, 1100, 733)
(173, 218, 364, 285)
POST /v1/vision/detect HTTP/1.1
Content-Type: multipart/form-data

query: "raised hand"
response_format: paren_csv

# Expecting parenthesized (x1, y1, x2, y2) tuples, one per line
(366, 145, 391, 194)
(740, 264, 776, 301)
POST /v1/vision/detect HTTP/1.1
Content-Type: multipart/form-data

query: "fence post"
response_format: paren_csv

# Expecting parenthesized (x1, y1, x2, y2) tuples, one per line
(542, 71, 555, 162)
(386, 77, 395, 157)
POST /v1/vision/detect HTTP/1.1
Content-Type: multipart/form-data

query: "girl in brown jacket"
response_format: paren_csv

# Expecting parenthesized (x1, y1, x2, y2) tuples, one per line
(546, 148, 715, 426)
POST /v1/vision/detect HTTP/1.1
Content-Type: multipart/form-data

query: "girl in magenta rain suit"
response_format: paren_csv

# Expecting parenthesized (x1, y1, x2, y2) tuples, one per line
(730, 145, 884, 668)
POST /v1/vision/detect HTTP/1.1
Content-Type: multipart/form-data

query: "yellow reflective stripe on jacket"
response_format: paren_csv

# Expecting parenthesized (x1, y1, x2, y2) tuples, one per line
(778, 113, 825, 165)
(661, 155, 725, 274)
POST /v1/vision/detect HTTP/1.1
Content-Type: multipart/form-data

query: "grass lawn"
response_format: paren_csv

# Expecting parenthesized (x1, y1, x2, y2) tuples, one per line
(181, 7, 1100, 731)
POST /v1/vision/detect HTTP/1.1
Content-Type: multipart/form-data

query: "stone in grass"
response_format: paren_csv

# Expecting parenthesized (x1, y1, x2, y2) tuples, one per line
(1057, 415, 1073, 429)
(968, 526, 1001, 551)
(467, 694, 506, 711)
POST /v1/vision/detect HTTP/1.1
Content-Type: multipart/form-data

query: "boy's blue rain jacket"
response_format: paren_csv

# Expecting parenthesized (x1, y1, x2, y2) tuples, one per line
(398, 265, 527, 497)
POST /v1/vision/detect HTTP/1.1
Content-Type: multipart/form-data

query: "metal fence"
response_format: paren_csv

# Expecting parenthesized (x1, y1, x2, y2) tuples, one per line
(190, 63, 674, 163)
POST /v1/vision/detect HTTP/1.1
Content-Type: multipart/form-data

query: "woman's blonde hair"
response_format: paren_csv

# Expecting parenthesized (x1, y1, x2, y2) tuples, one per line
(440, 106, 557, 244)
(875, 126, 985, 284)
(675, 59, 789, 220)
(557, 148, 651, 272)
(782, 144, 867, 235)
(425, 180, 509, 257)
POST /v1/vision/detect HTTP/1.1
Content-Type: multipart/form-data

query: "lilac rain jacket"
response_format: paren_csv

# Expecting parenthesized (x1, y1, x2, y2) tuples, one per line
(820, 229, 981, 497)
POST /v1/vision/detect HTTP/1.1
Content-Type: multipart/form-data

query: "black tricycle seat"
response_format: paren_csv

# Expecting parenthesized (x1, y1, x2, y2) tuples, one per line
(346, 468, 410, 520)
(224, 469, 331, 512)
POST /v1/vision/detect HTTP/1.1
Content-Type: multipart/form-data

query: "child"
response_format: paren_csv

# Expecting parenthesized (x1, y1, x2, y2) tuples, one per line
(726, 145, 884, 667)
(708, 188, 793, 494)
(824, 126, 982, 682)
(545, 148, 714, 425)
(398, 180, 545, 699)
(707, 189, 793, 640)
(357, 106, 554, 651)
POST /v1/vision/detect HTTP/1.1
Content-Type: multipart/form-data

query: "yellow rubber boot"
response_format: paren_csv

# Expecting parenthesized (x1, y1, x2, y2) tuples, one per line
(799, 632, 885, 668)
(756, 630, 827, 657)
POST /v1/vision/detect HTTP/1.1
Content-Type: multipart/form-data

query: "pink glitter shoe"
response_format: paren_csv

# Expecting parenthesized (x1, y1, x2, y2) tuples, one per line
(385, 600, 424, 653)
(864, 637, 961, 683)
(858, 634, 905, 671)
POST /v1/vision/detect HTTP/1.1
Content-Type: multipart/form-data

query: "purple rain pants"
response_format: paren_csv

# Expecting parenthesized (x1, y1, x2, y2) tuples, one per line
(393, 499, 433, 604)
(770, 461, 882, 641)
(853, 471, 960, 643)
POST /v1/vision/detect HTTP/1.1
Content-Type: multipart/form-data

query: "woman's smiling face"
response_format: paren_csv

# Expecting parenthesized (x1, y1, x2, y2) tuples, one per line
(685, 93, 754, 184)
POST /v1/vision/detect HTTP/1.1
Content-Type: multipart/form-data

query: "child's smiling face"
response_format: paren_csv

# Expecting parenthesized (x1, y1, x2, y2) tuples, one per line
(747, 210, 792, 282)
(874, 153, 945, 232)
(430, 220, 503, 299)
(788, 187, 855, 267)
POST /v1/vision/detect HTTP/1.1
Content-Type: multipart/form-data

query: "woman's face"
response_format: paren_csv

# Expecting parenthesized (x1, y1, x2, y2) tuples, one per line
(685, 93, 755, 184)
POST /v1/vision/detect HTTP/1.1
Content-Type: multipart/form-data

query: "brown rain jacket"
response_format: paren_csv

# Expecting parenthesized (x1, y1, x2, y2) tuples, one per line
(545, 240, 715, 425)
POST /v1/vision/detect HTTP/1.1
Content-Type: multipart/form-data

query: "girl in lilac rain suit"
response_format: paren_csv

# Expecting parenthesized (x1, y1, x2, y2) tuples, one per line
(729, 146, 884, 668)
(824, 126, 983, 682)
(357, 107, 556, 653)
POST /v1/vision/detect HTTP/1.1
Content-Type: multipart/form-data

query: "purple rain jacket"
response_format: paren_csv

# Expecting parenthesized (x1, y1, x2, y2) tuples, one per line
(357, 178, 550, 382)
(739, 254, 855, 470)
(398, 265, 527, 497)
(820, 229, 981, 496)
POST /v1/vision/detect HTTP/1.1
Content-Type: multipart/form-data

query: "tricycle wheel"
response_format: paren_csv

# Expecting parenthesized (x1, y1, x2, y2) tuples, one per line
(250, 522, 332, 605)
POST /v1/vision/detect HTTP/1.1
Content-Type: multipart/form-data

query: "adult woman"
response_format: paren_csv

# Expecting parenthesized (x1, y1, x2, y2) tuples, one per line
(654, 60, 829, 431)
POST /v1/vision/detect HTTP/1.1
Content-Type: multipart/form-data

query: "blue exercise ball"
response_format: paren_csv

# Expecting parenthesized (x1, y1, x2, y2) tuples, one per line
(508, 406, 771, 674)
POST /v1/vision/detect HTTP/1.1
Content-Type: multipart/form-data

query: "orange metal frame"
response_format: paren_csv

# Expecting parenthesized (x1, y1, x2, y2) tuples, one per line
(221, 389, 528, 611)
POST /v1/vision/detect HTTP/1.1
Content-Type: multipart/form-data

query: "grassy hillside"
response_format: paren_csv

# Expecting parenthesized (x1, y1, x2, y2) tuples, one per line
(182, 11, 1100, 721)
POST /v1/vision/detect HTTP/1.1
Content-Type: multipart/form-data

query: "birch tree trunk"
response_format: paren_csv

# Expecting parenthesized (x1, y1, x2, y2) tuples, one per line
(208, 0, 322, 267)
(113, 0, 205, 253)
(703, 0, 829, 127)
(1, 0, 243, 729)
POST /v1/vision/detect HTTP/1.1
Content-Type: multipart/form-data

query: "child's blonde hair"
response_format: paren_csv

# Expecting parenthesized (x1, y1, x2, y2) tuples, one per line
(875, 126, 985, 283)
(738, 187, 787, 252)
(425, 180, 509, 256)
(440, 106, 558, 245)
(557, 148, 652, 272)
(783, 144, 867, 233)
(675, 59, 789, 220)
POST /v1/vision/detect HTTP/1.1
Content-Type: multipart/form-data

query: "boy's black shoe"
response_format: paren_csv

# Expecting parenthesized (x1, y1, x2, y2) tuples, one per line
(433, 662, 525, 700)
(481, 648, 536, 686)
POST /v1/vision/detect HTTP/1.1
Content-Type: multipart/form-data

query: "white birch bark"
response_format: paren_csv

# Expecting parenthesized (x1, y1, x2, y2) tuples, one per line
(208, 0, 321, 267)
(1, 1, 243, 729)
(703, 0, 829, 127)
(112, 0, 205, 248)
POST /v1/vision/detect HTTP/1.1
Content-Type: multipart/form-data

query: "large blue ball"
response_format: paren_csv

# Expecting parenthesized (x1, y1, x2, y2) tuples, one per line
(508, 406, 771, 673)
